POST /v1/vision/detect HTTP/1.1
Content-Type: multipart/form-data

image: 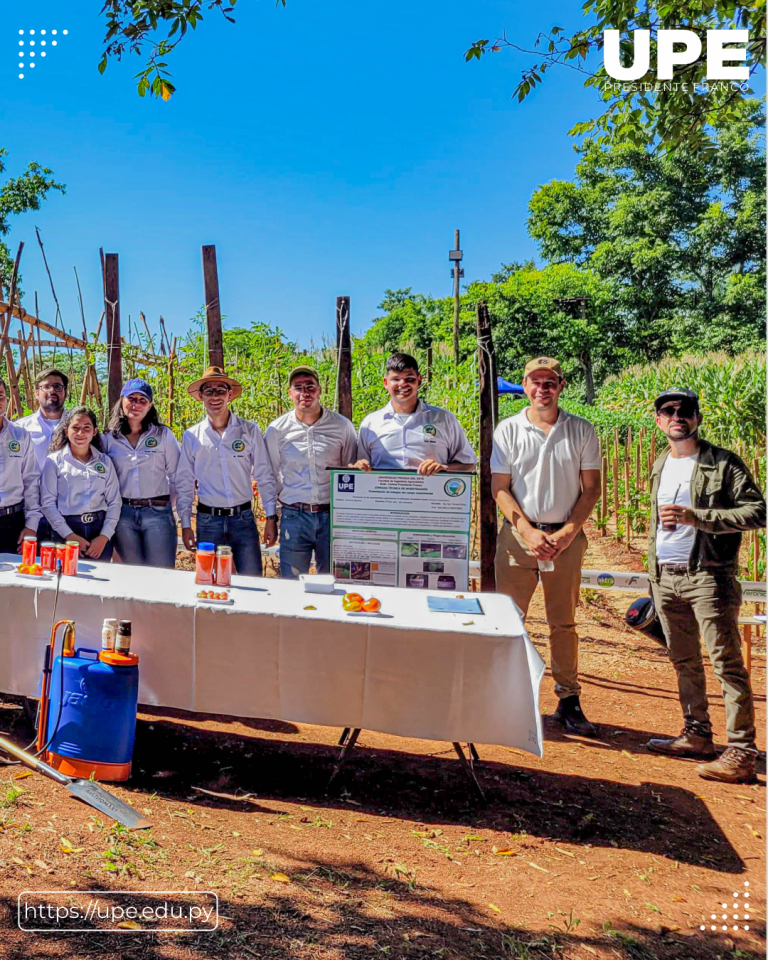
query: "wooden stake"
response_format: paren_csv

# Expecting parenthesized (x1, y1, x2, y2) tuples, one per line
(612, 456, 621, 541)
(104, 253, 123, 411)
(624, 458, 631, 544)
(335, 296, 352, 421)
(0, 245, 24, 417)
(167, 337, 177, 430)
(626, 426, 632, 460)
(477, 302, 497, 591)
(613, 427, 619, 465)
(601, 456, 608, 537)
(202, 245, 224, 369)
(637, 434, 643, 490)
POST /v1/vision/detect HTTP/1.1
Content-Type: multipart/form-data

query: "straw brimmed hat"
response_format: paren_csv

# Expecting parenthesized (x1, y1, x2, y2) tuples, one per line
(187, 366, 243, 401)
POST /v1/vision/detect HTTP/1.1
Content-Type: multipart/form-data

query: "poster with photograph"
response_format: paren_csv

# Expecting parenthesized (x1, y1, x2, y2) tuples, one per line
(330, 470, 472, 590)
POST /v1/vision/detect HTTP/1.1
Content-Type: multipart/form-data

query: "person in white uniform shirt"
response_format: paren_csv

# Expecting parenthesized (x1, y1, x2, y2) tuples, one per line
(0, 378, 42, 555)
(102, 378, 181, 568)
(265, 365, 357, 578)
(41, 407, 122, 562)
(16, 367, 69, 542)
(491, 356, 601, 737)
(352, 353, 476, 474)
(176, 366, 277, 577)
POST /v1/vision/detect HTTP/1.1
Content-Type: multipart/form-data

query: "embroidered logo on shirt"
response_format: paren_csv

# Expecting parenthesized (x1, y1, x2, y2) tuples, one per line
(444, 478, 466, 497)
(93, 462, 107, 474)
(144, 437, 158, 448)
(8, 440, 21, 453)
(423, 424, 437, 438)
(231, 439, 246, 452)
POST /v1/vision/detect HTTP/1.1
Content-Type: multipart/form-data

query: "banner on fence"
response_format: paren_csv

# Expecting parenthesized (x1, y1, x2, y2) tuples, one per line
(580, 569, 766, 600)
(329, 469, 473, 590)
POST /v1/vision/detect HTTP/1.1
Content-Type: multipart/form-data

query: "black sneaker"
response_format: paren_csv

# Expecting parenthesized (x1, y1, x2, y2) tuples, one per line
(552, 696, 598, 738)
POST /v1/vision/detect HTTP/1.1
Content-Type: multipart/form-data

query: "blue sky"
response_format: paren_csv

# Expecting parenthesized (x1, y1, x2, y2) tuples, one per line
(0, 2, 685, 347)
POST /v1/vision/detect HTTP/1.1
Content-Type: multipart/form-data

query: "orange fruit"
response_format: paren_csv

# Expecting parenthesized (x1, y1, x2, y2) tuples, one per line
(18, 564, 30, 574)
(362, 598, 381, 613)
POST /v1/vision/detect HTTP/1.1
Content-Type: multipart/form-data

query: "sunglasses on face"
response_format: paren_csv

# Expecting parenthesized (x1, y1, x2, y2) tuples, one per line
(201, 386, 230, 398)
(658, 404, 697, 420)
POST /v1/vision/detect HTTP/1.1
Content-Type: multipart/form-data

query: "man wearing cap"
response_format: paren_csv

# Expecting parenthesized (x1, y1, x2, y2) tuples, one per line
(0, 377, 42, 554)
(16, 367, 69, 543)
(491, 356, 601, 736)
(645, 389, 765, 783)
(352, 352, 476, 474)
(265, 366, 357, 578)
(176, 366, 278, 576)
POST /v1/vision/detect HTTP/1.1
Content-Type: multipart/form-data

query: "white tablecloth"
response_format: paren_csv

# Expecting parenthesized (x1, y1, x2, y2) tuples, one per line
(0, 554, 545, 755)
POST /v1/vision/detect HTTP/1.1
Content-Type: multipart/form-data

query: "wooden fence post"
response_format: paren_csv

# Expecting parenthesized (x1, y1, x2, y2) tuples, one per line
(624, 459, 631, 544)
(612, 456, 621, 541)
(601, 456, 608, 537)
(477, 302, 497, 591)
(104, 253, 123, 412)
(167, 338, 177, 430)
(202, 245, 224, 369)
(335, 296, 352, 421)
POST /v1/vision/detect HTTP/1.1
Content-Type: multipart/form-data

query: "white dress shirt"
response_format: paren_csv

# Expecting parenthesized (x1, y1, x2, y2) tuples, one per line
(490, 407, 601, 524)
(41, 447, 122, 540)
(175, 413, 277, 527)
(357, 400, 476, 470)
(15, 408, 64, 471)
(265, 407, 357, 506)
(101, 424, 181, 502)
(0, 417, 43, 529)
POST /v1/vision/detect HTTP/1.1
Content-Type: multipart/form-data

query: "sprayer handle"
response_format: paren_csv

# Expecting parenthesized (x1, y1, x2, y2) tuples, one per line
(0, 736, 71, 785)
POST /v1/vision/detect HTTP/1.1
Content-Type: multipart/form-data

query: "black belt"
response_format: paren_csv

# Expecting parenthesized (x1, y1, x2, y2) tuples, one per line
(64, 510, 106, 525)
(123, 495, 171, 507)
(660, 563, 689, 575)
(280, 502, 330, 513)
(531, 521, 566, 533)
(197, 501, 252, 517)
(0, 501, 24, 518)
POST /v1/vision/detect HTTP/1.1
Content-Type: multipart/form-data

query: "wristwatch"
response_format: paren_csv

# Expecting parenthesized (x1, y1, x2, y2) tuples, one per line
(265, 514, 279, 521)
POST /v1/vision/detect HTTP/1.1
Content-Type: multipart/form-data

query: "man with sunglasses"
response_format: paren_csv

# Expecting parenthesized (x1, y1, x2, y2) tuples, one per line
(16, 368, 69, 543)
(491, 356, 602, 737)
(176, 366, 278, 576)
(265, 366, 357, 578)
(646, 388, 765, 783)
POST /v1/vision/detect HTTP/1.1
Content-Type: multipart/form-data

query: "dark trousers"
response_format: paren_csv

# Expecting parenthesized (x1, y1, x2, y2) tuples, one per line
(0, 510, 24, 555)
(36, 518, 55, 544)
(62, 513, 115, 563)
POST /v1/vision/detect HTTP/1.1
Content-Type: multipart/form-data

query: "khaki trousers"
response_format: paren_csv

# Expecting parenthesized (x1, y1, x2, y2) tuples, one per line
(494, 521, 588, 699)
(650, 568, 755, 748)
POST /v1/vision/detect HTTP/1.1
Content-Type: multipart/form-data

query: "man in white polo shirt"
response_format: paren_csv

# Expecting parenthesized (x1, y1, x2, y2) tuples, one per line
(265, 365, 357, 578)
(353, 352, 476, 474)
(491, 356, 601, 737)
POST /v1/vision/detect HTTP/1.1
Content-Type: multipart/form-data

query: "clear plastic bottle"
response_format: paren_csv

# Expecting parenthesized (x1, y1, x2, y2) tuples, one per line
(195, 542, 216, 584)
(215, 546, 233, 586)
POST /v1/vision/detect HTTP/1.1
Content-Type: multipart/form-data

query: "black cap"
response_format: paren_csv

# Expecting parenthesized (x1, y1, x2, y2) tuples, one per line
(654, 388, 699, 411)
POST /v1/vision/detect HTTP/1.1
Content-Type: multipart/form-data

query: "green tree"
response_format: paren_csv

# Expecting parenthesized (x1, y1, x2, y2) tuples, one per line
(466, 0, 765, 155)
(0, 150, 65, 296)
(526, 102, 766, 357)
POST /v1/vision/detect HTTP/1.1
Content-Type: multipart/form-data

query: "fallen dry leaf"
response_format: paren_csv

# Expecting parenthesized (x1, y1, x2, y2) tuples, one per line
(271, 873, 291, 883)
(495, 849, 517, 857)
(528, 862, 549, 873)
(116, 921, 142, 930)
(621, 750, 638, 761)
(13, 771, 33, 780)
(252, 849, 263, 858)
(488, 903, 501, 913)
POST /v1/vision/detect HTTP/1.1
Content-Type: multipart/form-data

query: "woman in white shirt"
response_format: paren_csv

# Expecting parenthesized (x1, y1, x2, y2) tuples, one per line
(102, 379, 180, 568)
(41, 407, 121, 562)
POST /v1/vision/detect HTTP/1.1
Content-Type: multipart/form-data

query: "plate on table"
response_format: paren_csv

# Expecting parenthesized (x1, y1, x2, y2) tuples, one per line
(15, 567, 54, 581)
(345, 609, 385, 618)
(195, 591, 233, 605)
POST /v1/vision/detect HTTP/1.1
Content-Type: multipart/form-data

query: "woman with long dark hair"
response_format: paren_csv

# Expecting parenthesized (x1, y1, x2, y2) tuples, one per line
(101, 379, 180, 567)
(41, 406, 121, 561)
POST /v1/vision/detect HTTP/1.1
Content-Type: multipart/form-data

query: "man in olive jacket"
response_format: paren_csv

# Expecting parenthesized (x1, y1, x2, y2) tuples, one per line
(646, 389, 765, 784)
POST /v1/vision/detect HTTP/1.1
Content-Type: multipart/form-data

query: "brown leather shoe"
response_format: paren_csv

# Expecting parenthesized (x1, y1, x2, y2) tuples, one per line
(697, 747, 757, 784)
(646, 727, 717, 759)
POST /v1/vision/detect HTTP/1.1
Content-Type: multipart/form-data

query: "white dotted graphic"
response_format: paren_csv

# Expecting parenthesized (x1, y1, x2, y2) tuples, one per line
(16, 29, 67, 78)
(700, 882, 752, 932)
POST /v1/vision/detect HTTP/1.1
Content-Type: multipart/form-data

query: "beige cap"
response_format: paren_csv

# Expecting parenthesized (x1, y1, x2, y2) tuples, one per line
(288, 365, 320, 384)
(523, 356, 564, 379)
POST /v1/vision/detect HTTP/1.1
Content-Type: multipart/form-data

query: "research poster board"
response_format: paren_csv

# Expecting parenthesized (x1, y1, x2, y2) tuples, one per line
(329, 469, 473, 590)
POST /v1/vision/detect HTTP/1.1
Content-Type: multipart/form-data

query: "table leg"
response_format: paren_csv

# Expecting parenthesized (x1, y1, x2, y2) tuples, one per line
(452, 742, 486, 802)
(469, 742, 480, 763)
(327, 728, 361, 792)
(744, 624, 752, 675)
(338, 728, 351, 746)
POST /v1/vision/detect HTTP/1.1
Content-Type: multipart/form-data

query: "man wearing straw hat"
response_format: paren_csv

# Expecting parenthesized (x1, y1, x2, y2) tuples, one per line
(176, 366, 278, 576)
(646, 388, 765, 784)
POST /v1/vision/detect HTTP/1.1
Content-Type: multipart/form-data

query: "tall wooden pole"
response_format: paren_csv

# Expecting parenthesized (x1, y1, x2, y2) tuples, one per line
(335, 296, 352, 421)
(477, 301, 497, 592)
(202, 245, 224, 369)
(104, 253, 123, 412)
(452, 229, 461, 367)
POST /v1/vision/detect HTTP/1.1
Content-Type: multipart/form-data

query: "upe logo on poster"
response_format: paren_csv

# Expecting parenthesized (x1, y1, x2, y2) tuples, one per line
(337, 474, 355, 493)
(603, 29, 749, 81)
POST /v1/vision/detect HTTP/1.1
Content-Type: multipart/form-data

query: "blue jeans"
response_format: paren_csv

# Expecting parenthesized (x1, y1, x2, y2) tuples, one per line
(114, 503, 177, 568)
(196, 510, 263, 577)
(62, 513, 114, 563)
(279, 506, 330, 579)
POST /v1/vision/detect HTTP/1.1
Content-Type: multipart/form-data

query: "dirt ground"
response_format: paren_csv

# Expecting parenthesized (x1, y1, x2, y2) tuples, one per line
(0, 522, 765, 960)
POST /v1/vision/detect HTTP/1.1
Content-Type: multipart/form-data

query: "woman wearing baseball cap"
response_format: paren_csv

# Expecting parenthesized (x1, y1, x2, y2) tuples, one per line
(101, 378, 181, 567)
